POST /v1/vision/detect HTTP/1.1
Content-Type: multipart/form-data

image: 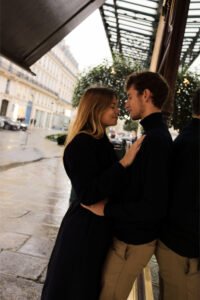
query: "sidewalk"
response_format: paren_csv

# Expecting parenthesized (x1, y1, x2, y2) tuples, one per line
(0, 128, 65, 171)
(0, 129, 70, 300)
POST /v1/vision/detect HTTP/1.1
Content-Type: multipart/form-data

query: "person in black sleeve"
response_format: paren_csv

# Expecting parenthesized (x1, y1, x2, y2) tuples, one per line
(83, 72, 173, 300)
(41, 87, 144, 300)
(156, 88, 200, 300)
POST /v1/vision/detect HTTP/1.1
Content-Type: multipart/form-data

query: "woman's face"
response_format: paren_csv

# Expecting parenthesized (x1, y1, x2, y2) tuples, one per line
(101, 97, 119, 127)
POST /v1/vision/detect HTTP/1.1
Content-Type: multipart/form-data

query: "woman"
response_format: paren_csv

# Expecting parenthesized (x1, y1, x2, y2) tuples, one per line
(41, 87, 144, 300)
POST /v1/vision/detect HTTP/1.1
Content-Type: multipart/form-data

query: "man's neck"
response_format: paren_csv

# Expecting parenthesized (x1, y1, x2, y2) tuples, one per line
(141, 108, 161, 120)
(192, 114, 200, 120)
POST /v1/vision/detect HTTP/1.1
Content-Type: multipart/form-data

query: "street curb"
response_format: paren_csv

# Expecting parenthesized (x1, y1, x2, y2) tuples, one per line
(0, 155, 63, 172)
(0, 158, 44, 172)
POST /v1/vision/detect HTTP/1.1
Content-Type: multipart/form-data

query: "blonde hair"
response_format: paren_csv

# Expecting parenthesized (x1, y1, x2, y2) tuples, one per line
(66, 87, 117, 146)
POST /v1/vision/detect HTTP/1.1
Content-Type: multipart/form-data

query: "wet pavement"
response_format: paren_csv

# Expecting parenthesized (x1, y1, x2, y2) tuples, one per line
(0, 128, 160, 300)
(0, 128, 71, 299)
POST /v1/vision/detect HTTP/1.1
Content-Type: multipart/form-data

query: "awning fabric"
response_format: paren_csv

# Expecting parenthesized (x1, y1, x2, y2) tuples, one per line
(0, 0, 105, 73)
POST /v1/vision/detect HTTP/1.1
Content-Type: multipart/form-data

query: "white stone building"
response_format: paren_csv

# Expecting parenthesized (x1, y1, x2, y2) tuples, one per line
(0, 41, 78, 130)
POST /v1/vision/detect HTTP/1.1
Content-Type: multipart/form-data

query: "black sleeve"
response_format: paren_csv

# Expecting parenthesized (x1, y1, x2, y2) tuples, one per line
(64, 134, 126, 205)
(105, 136, 172, 222)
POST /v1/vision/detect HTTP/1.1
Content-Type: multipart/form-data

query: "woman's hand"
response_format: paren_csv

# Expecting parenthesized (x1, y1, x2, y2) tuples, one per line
(81, 200, 107, 216)
(119, 135, 145, 168)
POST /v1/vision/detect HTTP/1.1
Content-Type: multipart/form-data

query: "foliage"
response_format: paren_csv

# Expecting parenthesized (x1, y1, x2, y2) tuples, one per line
(72, 54, 199, 131)
(72, 54, 143, 119)
(172, 71, 200, 131)
(46, 133, 63, 142)
(123, 119, 139, 132)
(57, 134, 67, 145)
(46, 133, 67, 145)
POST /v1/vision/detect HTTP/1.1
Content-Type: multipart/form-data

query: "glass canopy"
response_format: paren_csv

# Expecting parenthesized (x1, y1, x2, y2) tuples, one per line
(100, 0, 200, 68)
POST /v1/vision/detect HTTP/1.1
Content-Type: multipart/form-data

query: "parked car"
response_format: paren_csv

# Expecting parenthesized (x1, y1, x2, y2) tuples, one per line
(0, 116, 5, 128)
(18, 122, 28, 131)
(17, 118, 28, 131)
(0, 116, 28, 131)
(1, 116, 21, 130)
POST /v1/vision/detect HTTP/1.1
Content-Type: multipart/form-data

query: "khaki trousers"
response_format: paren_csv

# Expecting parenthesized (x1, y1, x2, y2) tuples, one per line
(156, 241, 200, 300)
(99, 238, 156, 300)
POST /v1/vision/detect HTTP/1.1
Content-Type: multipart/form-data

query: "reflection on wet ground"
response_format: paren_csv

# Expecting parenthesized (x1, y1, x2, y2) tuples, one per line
(0, 156, 71, 299)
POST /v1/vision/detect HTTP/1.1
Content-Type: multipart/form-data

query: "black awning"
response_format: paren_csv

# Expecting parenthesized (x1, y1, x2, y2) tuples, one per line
(0, 0, 105, 73)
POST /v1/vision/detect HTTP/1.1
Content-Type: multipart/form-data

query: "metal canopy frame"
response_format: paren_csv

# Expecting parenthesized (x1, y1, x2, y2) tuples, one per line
(100, 0, 200, 68)
(180, 0, 200, 66)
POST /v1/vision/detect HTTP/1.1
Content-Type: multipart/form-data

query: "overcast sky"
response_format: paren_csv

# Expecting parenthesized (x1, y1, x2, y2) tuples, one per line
(189, 56, 200, 73)
(65, 10, 112, 72)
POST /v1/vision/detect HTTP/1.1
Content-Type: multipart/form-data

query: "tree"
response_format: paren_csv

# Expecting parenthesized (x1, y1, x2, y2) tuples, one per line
(72, 56, 200, 132)
(171, 71, 200, 131)
(72, 54, 143, 119)
(123, 119, 139, 132)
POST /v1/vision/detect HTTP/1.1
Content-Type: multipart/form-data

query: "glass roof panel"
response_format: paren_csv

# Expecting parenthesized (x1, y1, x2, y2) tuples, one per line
(128, 0, 159, 9)
(100, 0, 200, 67)
(117, 1, 157, 15)
(180, 0, 200, 65)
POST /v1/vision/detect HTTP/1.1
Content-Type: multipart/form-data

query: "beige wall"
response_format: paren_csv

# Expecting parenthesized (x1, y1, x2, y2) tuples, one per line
(0, 40, 78, 130)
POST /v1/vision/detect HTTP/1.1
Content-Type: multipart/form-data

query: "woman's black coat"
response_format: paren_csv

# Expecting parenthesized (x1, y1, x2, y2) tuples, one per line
(41, 133, 126, 300)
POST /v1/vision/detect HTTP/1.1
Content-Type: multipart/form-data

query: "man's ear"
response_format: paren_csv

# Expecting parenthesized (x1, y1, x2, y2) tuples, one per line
(143, 89, 152, 102)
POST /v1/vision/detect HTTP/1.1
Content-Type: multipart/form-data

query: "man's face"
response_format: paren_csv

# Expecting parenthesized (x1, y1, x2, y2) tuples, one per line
(125, 86, 145, 120)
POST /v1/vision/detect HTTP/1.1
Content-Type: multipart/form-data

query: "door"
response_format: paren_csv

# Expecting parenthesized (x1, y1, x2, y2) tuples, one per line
(0, 99, 9, 116)
(25, 101, 33, 124)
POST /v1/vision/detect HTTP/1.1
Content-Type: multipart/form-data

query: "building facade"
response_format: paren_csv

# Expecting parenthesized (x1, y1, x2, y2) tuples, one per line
(0, 41, 78, 130)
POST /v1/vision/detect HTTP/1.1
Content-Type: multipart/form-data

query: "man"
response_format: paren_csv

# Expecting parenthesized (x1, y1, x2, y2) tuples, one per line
(83, 71, 173, 300)
(156, 88, 200, 300)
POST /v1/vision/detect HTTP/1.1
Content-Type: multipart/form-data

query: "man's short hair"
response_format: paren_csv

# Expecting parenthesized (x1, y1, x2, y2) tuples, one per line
(125, 71, 169, 109)
(192, 88, 200, 115)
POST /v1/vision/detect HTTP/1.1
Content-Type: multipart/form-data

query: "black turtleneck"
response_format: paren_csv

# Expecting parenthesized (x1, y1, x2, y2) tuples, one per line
(140, 111, 165, 132)
(105, 112, 173, 244)
(161, 118, 200, 258)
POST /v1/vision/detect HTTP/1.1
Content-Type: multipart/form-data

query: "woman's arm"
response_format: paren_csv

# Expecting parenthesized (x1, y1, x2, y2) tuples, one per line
(80, 135, 145, 211)
(64, 134, 126, 205)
